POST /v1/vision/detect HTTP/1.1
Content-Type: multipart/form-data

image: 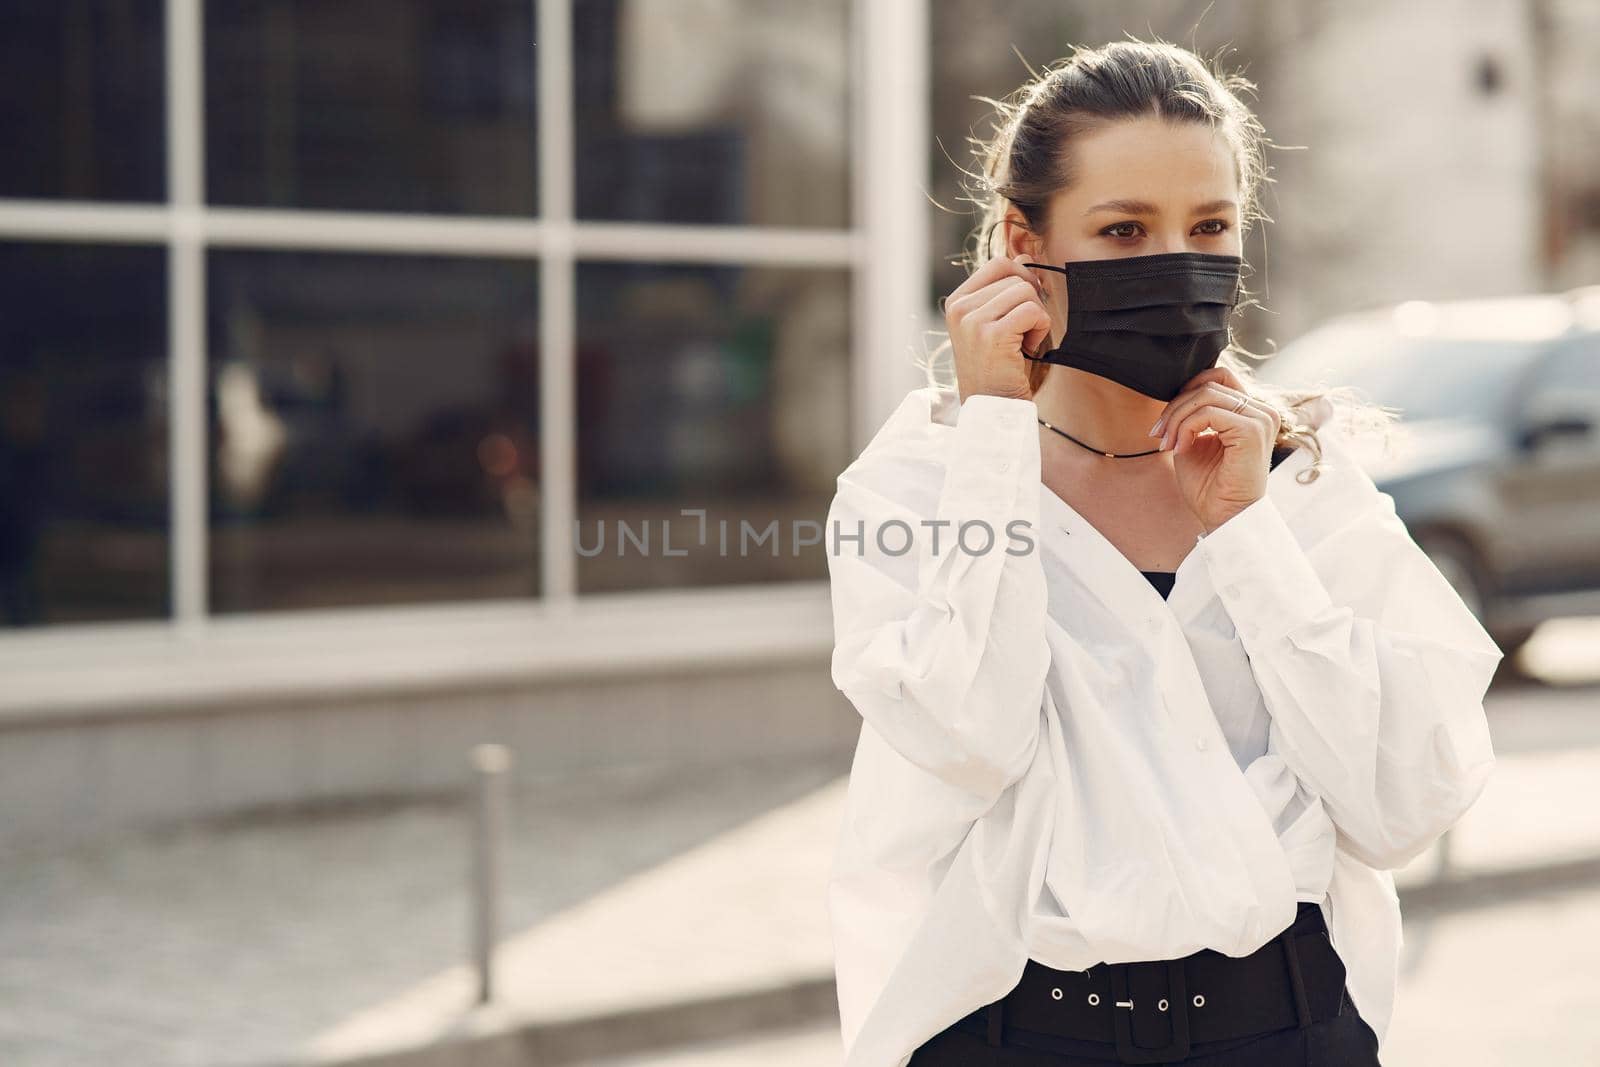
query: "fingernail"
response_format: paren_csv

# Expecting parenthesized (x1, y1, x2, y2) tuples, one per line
(1149, 417, 1166, 437)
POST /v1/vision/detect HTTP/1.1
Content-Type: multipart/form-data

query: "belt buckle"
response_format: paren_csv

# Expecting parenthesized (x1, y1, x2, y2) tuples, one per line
(1110, 959, 1191, 1064)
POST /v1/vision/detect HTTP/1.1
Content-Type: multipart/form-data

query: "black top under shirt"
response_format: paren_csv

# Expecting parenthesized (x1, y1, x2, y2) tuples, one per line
(1139, 444, 1298, 600)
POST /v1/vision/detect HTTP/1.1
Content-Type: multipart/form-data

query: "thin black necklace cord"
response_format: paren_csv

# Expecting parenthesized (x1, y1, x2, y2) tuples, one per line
(1037, 417, 1162, 459)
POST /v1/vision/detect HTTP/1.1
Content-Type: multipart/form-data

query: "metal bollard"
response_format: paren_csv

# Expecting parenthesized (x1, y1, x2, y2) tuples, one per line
(471, 742, 514, 1005)
(1433, 825, 1455, 882)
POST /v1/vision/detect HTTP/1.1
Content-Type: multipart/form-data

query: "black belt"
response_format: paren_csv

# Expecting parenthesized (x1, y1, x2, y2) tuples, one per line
(951, 902, 1349, 1064)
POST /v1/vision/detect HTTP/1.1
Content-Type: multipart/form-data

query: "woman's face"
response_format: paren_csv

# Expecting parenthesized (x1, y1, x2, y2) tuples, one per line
(1007, 114, 1244, 334)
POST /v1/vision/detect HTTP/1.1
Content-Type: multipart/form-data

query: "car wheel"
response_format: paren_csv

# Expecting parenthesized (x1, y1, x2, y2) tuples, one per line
(1418, 532, 1487, 621)
(1488, 625, 1537, 660)
(1418, 532, 1534, 660)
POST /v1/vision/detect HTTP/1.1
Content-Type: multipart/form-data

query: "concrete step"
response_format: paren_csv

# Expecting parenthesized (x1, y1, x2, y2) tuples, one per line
(304, 668, 1600, 1067)
(297, 776, 847, 1067)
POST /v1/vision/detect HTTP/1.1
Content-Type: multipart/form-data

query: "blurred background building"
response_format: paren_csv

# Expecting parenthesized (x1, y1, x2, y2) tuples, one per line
(928, 0, 1600, 351)
(2, 2, 1599, 1065)
(0, 0, 903, 851)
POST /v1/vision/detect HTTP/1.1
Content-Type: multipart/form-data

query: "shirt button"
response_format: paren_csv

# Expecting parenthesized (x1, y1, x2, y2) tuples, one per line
(1195, 736, 1209, 751)
(1223, 583, 1240, 598)
(998, 461, 1010, 472)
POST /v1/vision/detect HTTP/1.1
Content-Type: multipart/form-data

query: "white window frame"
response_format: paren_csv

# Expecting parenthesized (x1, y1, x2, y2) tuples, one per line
(0, 0, 928, 713)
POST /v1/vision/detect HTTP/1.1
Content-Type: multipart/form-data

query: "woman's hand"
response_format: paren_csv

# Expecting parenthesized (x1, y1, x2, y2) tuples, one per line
(1152, 367, 1284, 534)
(942, 253, 1054, 404)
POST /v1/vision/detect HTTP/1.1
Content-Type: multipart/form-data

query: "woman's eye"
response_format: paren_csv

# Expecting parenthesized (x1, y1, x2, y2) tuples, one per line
(1102, 222, 1142, 240)
(1193, 219, 1231, 236)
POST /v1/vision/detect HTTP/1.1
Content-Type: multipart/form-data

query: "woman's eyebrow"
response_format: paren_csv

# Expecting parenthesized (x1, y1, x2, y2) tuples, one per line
(1083, 198, 1158, 216)
(1082, 198, 1239, 216)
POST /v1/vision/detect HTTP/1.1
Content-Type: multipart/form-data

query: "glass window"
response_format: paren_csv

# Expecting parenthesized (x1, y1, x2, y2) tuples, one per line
(1526, 336, 1600, 399)
(206, 250, 541, 613)
(0, 242, 169, 627)
(574, 0, 850, 227)
(574, 262, 851, 593)
(1520, 335, 1600, 420)
(204, 0, 538, 215)
(0, 2, 166, 202)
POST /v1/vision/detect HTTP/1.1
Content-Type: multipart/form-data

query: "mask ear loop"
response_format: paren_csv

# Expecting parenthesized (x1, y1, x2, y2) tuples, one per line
(1018, 262, 1067, 361)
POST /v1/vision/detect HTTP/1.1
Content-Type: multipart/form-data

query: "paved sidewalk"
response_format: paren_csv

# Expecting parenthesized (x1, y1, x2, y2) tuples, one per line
(2, 622, 1597, 1067)
(0, 752, 850, 1067)
(580, 879, 1600, 1067)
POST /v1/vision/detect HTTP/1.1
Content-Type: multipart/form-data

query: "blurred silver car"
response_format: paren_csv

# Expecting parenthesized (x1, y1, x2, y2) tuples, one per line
(1250, 288, 1600, 660)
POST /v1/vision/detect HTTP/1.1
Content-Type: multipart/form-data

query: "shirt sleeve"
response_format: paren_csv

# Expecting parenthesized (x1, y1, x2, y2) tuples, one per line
(1191, 433, 1504, 871)
(825, 392, 1052, 809)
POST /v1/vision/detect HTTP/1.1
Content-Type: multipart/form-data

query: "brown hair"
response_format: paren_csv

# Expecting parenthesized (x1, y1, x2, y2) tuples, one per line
(925, 38, 1396, 480)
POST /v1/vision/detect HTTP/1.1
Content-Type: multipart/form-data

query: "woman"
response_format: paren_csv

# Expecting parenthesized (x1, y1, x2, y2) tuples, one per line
(823, 40, 1503, 1067)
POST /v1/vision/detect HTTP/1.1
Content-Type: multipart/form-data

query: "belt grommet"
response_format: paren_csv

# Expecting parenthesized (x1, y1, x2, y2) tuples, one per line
(1158, 998, 1168, 1012)
(1051, 987, 1063, 1001)
(1088, 992, 1100, 1006)
(1193, 993, 1205, 1008)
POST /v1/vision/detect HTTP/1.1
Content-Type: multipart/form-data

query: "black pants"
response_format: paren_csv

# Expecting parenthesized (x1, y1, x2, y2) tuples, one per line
(909, 908, 1383, 1066)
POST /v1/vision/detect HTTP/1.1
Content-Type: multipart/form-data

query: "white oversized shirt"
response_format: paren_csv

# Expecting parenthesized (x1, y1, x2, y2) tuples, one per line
(824, 385, 1503, 1067)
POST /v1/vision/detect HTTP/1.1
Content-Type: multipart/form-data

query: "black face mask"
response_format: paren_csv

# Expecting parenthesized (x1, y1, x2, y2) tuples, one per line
(1022, 251, 1243, 402)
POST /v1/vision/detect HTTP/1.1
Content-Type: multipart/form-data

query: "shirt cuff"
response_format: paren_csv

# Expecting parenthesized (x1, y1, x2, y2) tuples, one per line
(1193, 492, 1336, 646)
(942, 393, 1040, 518)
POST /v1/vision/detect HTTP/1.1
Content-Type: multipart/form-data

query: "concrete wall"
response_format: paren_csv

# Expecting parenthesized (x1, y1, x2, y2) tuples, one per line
(1259, 0, 1544, 341)
(0, 658, 859, 855)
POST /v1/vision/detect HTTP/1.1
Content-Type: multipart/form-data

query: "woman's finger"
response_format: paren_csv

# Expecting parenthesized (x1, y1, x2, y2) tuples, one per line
(993, 294, 1054, 358)
(973, 277, 1044, 325)
(1153, 368, 1274, 435)
(1159, 382, 1273, 451)
(946, 253, 1045, 317)
(1168, 394, 1270, 455)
